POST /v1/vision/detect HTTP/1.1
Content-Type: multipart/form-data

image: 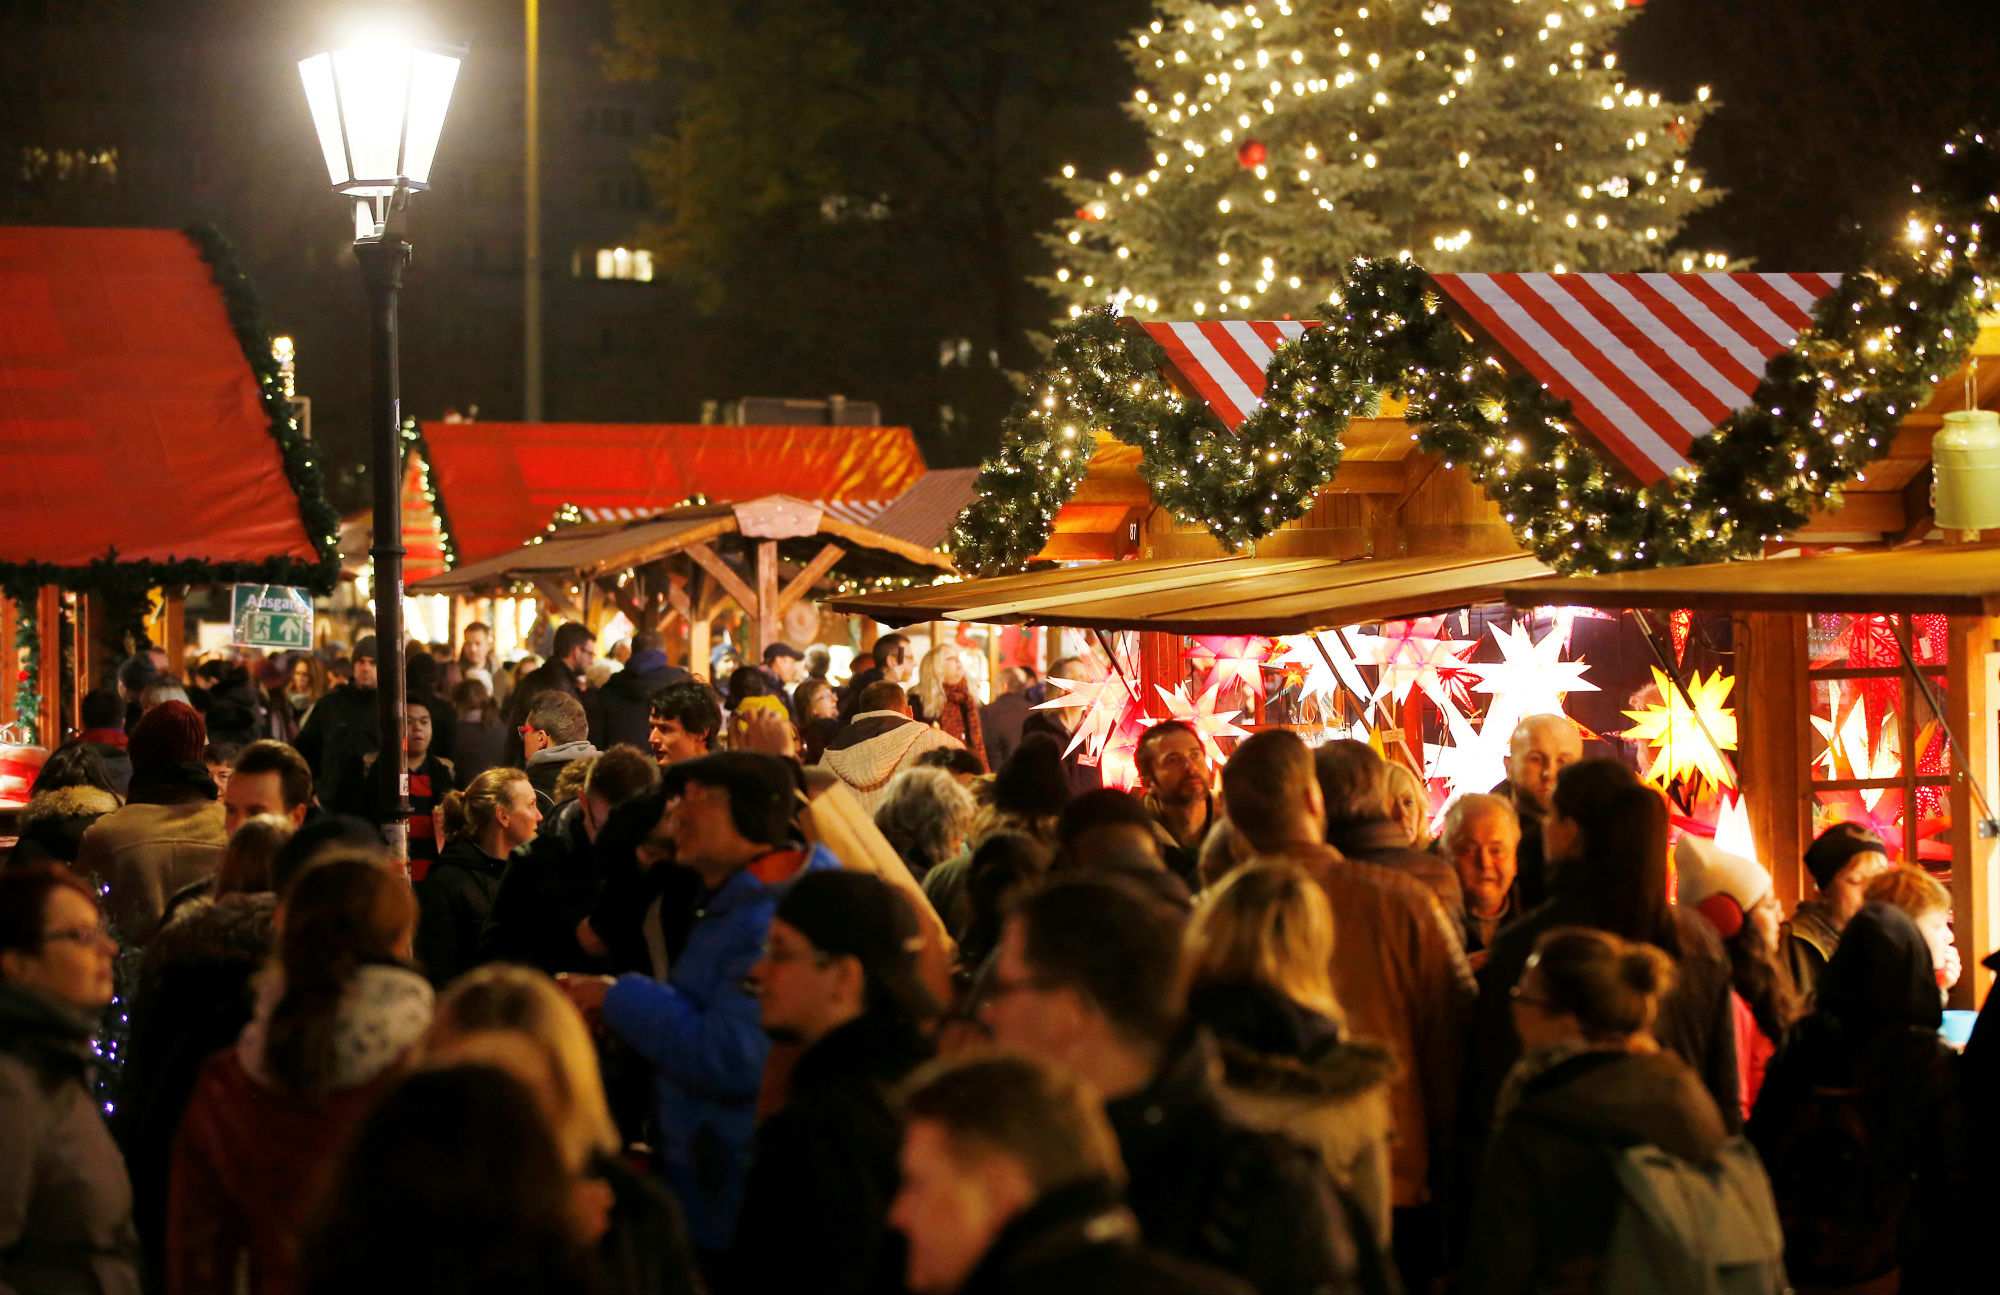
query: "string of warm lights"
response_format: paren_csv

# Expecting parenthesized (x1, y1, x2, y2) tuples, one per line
(1045, 0, 1725, 320)
(398, 418, 460, 570)
(956, 127, 1998, 576)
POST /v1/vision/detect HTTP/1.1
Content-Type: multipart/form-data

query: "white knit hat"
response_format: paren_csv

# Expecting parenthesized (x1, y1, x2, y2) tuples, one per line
(1675, 833, 1771, 939)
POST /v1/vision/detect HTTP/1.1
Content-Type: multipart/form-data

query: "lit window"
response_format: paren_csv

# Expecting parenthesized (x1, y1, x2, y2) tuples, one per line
(588, 247, 655, 282)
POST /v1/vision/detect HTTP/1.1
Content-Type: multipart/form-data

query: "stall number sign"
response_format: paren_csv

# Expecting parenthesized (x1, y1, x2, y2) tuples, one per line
(231, 585, 314, 650)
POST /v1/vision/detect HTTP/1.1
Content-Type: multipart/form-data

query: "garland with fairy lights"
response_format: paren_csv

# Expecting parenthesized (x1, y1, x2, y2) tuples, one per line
(399, 419, 461, 570)
(954, 126, 1996, 575)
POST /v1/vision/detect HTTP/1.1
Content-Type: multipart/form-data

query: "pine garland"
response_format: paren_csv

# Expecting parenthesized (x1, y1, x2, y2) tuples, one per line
(954, 126, 1997, 575)
(400, 418, 461, 570)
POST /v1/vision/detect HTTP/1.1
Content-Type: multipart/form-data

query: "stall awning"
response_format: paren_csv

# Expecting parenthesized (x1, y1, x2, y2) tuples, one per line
(0, 228, 321, 572)
(1496, 544, 2000, 617)
(1138, 320, 1312, 429)
(418, 420, 929, 565)
(830, 551, 1555, 635)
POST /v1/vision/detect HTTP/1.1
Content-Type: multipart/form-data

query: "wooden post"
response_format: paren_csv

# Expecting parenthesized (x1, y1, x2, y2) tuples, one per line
(37, 587, 62, 746)
(755, 540, 779, 655)
(1136, 630, 1182, 719)
(162, 589, 186, 677)
(0, 594, 15, 727)
(1946, 615, 1998, 1010)
(1734, 611, 1811, 910)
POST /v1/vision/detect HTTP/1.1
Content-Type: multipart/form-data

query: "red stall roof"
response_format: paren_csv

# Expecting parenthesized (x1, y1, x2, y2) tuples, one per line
(417, 420, 928, 566)
(0, 228, 320, 571)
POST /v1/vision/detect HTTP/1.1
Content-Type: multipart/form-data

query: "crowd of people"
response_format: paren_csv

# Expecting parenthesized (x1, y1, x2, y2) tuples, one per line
(2, 619, 1992, 1295)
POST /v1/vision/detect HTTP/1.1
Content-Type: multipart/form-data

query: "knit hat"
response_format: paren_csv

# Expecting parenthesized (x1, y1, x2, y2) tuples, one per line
(129, 700, 208, 775)
(1674, 833, 1770, 940)
(352, 635, 378, 662)
(775, 870, 941, 1022)
(1803, 822, 1887, 891)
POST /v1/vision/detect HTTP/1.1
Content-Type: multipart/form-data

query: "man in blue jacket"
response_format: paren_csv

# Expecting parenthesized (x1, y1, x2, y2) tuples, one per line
(563, 751, 835, 1262)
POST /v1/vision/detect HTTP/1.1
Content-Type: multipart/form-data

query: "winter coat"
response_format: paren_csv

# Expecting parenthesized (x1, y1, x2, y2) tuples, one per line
(600, 844, 840, 1254)
(929, 680, 986, 771)
(293, 683, 379, 812)
(114, 892, 275, 1292)
(1019, 709, 1101, 800)
(1781, 898, 1842, 1001)
(74, 796, 226, 946)
(75, 733, 134, 801)
(1464, 1047, 1731, 1295)
(415, 837, 509, 987)
(10, 784, 121, 868)
(590, 1151, 703, 1295)
(1327, 815, 1464, 922)
(1184, 981, 1397, 1250)
(957, 1179, 1253, 1295)
(167, 963, 432, 1295)
(0, 983, 141, 1295)
(452, 711, 507, 784)
(1249, 839, 1474, 1211)
(1488, 780, 1551, 910)
(590, 653, 687, 752)
(727, 1011, 934, 1295)
(980, 690, 1032, 775)
(336, 752, 457, 876)
(527, 740, 600, 818)
(1748, 903, 1969, 1294)
(1468, 898, 1740, 1164)
(478, 799, 610, 975)
(1103, 1028, 1360, 1295)
(817, 712, 966, 813)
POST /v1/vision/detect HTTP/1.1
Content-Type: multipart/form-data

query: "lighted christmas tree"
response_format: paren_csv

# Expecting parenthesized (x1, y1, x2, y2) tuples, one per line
(1047, 0, 1722, 318)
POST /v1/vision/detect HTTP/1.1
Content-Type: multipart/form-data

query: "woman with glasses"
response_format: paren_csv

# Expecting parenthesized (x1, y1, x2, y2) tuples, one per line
(0, 863, 140, 1293)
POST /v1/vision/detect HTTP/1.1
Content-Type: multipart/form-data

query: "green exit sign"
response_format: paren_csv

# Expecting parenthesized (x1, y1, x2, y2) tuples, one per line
(230, 584, 315, 650)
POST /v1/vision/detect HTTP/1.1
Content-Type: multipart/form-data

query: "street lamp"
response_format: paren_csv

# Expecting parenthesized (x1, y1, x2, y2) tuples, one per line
(299, 27, 463, 862)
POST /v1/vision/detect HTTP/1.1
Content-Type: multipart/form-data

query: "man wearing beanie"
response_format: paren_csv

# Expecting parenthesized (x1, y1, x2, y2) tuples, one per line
(727, 871, 939, 1295)
(75, 700, 226, 945)
(563, 752, 839, 1266)
(1782, 823, 1892, 996)
(295, 634, 380, 813)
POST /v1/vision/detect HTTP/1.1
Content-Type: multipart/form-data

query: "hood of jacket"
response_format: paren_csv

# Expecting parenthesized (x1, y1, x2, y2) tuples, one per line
(1185, 981, 1397, 1101)
(1511, 1047, 1728, 1165)
(19, 783, 122, 828)
(237, 961, 434, 1090)
(819, 712, 933, 793)
(148, 891, 277, 969)
(433, 836, 511, 881)
(528, 738, 600, 767)
(0, 981, 99, 1079)
(1814, 900, 1942, 1033)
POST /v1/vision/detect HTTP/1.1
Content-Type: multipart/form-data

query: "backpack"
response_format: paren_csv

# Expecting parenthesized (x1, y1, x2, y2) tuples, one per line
(1756, 1079, 1911, 1284)
(1596, 1136, 1786, 1295)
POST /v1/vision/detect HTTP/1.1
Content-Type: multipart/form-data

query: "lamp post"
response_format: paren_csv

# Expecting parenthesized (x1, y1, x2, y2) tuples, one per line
(299, 31, 463, 862)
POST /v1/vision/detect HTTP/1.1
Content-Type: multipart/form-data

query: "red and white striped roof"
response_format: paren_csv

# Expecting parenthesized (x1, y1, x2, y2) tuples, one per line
(1139, 320, 1312, 430)
(1430, 272, 1842, 484)
(577, 499, 895, 528)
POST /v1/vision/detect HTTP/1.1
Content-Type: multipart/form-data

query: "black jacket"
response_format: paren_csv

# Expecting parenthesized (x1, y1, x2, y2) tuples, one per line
(1488, 781, 1550, 910)
(479, 800, 610, 975)
(591, 1151, 703, 1295)
(112, 892, 274, 1292)
(295, 683, 379, 811)
(1104, 1030, 1358, 1295)
(959, 1179, 1252, 1295)
(1747, 903, 1969, 1293)
(981, 691, 1032, 773)
(1018, 710, 1100, 801)
(726, 1012, 934, 1295)
(1464, 1048, 1730, 1295)
(590, 654, 687, 752)
(415, 837, 509, 986)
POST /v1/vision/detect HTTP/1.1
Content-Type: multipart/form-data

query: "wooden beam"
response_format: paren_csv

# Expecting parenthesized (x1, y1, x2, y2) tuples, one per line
(756, 539, 780, 654)
(0, 596, 14, 726)
(162, 589, 185, 676)
(684, 541, 758, 615)
(1797, 491, 1906, 537)
(1321, 460, 1409, 494)
(529, 577, 586, 626)
(1946, 615, 1999, 1010)
(38, 587, 64, 745)
(777, 543, 847, 615)
(1733, 611, 1812, 912)
(1897, 466, 1937, 545)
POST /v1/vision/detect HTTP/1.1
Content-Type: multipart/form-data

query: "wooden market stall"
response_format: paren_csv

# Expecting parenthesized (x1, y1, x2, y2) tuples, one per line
(0, 226, 340, 767)
(409, 491, 963, 671)
(1497, 545, 2000, 1010)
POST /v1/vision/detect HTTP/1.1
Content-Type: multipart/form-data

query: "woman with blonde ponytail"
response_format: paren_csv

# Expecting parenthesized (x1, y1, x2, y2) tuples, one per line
(1466, 926, 1770, 1294)
(418, 768, 539, 987)
(167, 854, 431, 1295)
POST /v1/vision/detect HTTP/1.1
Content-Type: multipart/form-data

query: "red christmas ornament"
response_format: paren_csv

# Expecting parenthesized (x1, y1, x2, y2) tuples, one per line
(1075, 205, 1100, 222)
(1236, 139, 1267, 169)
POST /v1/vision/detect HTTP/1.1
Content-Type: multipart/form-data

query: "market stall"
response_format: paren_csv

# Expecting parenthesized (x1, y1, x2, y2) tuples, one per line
(0, 225, 340, 783)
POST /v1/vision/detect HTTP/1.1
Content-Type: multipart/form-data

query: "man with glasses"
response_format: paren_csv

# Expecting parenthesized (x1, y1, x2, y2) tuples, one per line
(1134, 721, 1213, 888)
(561, 752, 836, 1268)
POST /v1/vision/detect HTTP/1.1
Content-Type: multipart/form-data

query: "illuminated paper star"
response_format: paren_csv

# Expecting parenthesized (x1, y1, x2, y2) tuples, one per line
(1186, 635, 1275, 703)
(1622, 666, 1738, 790)
(1345, 618, 1478, 713)
(1033, 672, 1136, 760)
(1094, 709, 1157, 792)
(1472, 620, 1599, 743)
(1272, 631, 1377, 725)
(1423, 703, 1510, 807)
(1154, 681, 1252, 765)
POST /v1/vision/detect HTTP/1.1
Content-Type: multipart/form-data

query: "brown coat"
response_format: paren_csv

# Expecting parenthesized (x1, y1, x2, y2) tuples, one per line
(75, 800, 226, 946)
(1249, 840, 1475, 1209)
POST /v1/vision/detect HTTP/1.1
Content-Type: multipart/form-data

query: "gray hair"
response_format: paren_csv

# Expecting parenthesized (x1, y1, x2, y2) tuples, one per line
(1439, 792, 1518, 853)
(874, 766, 977, 870)
(140, 682, 192, 713)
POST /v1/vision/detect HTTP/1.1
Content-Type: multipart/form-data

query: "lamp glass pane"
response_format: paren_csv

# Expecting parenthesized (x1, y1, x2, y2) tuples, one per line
(298, 54, 352, 186)
(332, 44, 412, 193)
(401, 49, 461, 184)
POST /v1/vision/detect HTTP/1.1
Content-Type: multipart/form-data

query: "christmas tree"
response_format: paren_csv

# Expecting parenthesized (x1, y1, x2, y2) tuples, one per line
(1048, 0, 1722, 319)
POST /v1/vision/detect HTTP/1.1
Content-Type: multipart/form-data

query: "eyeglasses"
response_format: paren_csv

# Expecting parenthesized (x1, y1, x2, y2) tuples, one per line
(43, 923, 114, 949)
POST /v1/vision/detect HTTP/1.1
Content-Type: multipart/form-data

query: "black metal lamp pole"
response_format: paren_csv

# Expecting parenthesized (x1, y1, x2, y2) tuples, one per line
(357, 229, 414, 863)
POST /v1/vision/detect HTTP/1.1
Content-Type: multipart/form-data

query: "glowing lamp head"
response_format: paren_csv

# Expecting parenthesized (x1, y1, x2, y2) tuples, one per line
(299, 31, 463, 204)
